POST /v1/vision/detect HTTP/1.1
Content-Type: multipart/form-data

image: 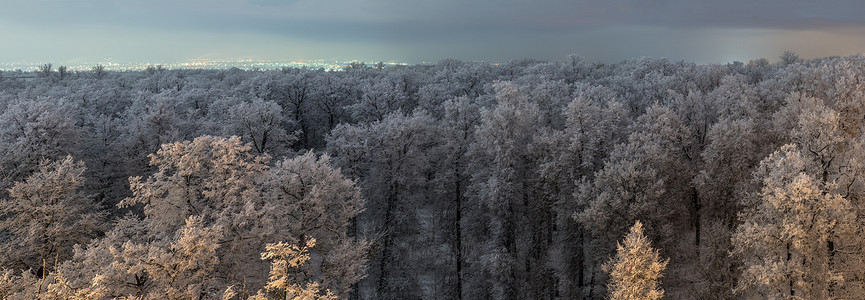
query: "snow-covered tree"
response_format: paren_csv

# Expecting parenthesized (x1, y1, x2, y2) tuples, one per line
(249, 239, 337, 300)
(469, 81, 554, 299)
(0, 97, 81, 191)
(327, 111, 439, 299)
(578, 104, 691, 253)
(225, 98, 295, 156)
(435, 96, 482, 299)
(54, 215, 223, 299)
(533, 84, 630, 298)
(262, 151, 367, 296)
(116, 135, 271, 290)
(117, 92, 188, 175)
(732, 145, 857, 299)
(350, 78, 409, 123)
(0, 156, 105, 272)
(119, 136, 267, 235)
(0, 215, 222, 299)
(603, 221, 668, 300)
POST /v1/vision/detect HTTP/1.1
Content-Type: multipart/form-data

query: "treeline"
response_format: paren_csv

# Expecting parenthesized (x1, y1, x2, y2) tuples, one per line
(1, 52, 864, 299)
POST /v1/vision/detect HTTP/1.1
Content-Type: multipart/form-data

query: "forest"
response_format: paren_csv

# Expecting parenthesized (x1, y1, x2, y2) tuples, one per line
(0, 52, 863, 299)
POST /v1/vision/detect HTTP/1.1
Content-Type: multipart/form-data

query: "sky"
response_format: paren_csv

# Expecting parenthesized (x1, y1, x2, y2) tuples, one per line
(1, 0, 865, 65)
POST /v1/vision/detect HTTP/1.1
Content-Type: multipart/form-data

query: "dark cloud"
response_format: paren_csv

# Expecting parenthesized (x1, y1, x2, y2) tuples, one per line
(0, 0, 863, 64)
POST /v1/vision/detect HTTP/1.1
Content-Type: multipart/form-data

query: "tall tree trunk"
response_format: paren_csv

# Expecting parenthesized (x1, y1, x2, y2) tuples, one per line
(577, 228, 585, 298)
(455, 169, 463, 299)
(693, 187, 700, 256)
(377, 183, 398, 297)
(787, 242, 794, 298)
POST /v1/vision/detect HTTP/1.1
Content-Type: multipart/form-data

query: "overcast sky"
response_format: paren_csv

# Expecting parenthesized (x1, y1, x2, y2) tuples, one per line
(1, 0, 865, 64)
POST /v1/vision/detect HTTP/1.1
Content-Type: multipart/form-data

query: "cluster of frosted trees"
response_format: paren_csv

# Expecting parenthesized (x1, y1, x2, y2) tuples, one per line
(1, 52, 865, 299)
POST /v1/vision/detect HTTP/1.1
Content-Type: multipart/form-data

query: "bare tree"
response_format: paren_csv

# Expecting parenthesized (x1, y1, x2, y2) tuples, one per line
(37, 63, 52, 78)
(57, 66, 68, 79)
(92, 64, 107, 79)
(779, 50, 800, 66)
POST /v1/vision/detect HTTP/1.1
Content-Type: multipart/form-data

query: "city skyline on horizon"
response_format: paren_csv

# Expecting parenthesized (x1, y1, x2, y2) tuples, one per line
(0, 50, 853, 73)
(0, 57, 411, 72)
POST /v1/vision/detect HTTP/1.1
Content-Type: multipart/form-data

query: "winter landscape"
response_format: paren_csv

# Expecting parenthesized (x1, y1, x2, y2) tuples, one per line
(3, 1, 865, 300)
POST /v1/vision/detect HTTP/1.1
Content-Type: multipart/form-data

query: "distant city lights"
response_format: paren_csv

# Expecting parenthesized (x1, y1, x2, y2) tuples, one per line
(0, 58, 409, 72)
